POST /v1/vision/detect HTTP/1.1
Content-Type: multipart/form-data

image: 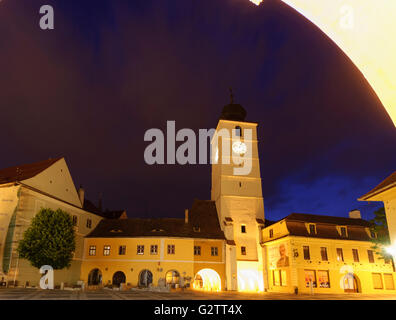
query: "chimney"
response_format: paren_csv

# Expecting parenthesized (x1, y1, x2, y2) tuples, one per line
(78, 186, 85, 207)
(349, 209, 361, 219)
(185, 209, 189, 224)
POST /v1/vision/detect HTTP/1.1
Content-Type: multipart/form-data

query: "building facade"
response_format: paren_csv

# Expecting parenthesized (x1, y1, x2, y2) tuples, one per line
(262, 212, 396, 294)
(0, 158, 104, 286)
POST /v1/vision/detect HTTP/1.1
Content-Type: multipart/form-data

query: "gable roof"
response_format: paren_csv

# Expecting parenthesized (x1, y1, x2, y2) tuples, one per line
(359, 171, 396, 200)
(0, 158, 63, 185)
(86, 199, 225, 239)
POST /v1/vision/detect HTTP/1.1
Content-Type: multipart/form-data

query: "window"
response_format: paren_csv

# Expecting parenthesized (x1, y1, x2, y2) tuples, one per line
(241, 246, 246, 256)
(72, 215, 78, 226)
(86, 219, 92, 229)
(167, 244, 175, 255)
(309, 224, 316, 235)
(340, 226, 347, 237)
(137, 245, 144, 255)
(368, 250, 375, 263)
(304, 270, 317, 288)
(193, 226, 200, 232)
(384, 273, 395, 290)
(317, 270, 330, 288)
(269, 229, 274, 238)
(241, 225, 246, 233)
(372, 273, 383, 289)
(235, 126, 242, 137)
(303, 246, 310, 260)
(370, 230, 377, 239)
(211, 247, 218, 256)
(89, 245, 96, 256)
(352, 249, 360, 262)
(103, 245, 110, 256)
(272, 270, 287, 287)
(336, 248, 344, 262)
(119, 245, 126, 255)
(320, 247, 328, 261)
(150, 245, 158, 255)
(194, 246, 201, 256)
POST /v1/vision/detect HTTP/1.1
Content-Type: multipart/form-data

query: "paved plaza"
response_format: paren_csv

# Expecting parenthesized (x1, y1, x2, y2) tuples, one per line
(0, 288, 395, 300)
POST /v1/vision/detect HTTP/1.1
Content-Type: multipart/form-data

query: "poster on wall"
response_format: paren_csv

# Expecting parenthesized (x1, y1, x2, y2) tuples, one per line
(268, 242, 290, 269)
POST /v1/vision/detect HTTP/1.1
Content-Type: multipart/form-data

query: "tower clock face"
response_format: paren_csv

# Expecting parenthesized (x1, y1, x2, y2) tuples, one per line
(232, 141, 247, 155)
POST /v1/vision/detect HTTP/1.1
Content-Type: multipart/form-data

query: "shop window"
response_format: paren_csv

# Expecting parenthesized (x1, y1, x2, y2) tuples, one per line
(317, 270, 330, 288)
(273, 270, 287, 287)
(304, 270, 317, 288)
(372, 273, 383, 289)
(384, 273, 395, 290)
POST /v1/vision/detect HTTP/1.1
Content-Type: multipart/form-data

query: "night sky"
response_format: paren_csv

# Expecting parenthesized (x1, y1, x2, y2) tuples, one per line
(0, 0, 395, 222)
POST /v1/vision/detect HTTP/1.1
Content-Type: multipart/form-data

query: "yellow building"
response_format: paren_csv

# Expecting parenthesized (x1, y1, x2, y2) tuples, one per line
(359, 171, 396, 246)
(81, 200, 226, 291)
(261, 211, 396, 294)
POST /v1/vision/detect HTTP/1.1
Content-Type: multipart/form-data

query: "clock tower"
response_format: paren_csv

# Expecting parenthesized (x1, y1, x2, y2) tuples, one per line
(211, 95, 265, 291)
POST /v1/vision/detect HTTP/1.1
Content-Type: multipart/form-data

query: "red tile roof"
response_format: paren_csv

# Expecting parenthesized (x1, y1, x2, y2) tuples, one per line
(0, 158, 63, 184)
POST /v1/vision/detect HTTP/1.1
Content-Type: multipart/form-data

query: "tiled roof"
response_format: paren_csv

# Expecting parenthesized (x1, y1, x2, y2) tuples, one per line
(359, 171, 396, 200)
(86, 199, 225, 240)
(285, 213, 371, 227)
(0, 158, 63, 184)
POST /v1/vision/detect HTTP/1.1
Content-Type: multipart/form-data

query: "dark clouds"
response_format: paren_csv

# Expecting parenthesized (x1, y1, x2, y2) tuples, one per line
(0, 0, 394, 221)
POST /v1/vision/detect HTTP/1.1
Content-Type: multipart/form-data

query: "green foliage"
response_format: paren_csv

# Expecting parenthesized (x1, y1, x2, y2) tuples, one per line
(369, 207, 392, 261)
(17, 208, 76, 270)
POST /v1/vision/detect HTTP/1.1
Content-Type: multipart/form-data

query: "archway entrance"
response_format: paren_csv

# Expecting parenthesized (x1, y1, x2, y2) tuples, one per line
(138, 269, 153, 287)
(193, 269, 221, 292)
(88, 268, 102, 286)
(343, 274, 360, 293)
(165, 270, 180, 288)
(112, 271, 126, 287)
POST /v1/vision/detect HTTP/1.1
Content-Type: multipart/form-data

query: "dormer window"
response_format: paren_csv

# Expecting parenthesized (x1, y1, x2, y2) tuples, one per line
(339, 226, 348, 237)
(308, 224, 316, 235)
(370, 230, 377, 239)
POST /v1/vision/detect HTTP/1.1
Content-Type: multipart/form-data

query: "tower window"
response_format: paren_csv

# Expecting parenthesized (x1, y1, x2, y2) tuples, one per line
(241, 246, 246, 255)
(235, 126, 242, 137)
(241, 225, 246, 233)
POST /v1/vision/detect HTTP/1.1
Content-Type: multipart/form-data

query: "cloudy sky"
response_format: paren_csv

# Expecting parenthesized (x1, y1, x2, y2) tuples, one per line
(0, 0, 394, 221)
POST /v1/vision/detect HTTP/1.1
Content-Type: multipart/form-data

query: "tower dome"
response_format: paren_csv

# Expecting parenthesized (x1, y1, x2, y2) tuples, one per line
(219, 89, 247, 121)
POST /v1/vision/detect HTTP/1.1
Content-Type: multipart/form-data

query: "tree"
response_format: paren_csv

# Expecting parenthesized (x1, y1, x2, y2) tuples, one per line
(369, 207, 393, 262)
(17, 208, 76, 270)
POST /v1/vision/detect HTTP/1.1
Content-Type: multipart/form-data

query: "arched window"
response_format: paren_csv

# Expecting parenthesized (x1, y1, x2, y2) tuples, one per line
(235, 126, 242, 137)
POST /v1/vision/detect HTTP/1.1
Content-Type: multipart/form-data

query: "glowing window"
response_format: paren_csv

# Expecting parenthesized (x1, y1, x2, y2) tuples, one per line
(89, 245, 96, 256)
(103, 245, 110, 256)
